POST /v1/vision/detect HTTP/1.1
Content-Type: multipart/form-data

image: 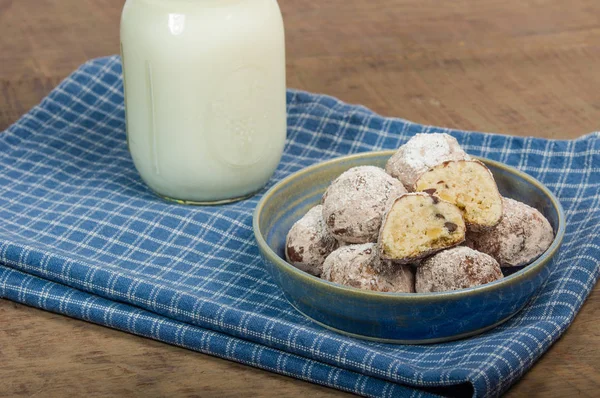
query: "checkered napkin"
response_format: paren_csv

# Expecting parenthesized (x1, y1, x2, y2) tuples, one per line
(1, 56, 598, 398)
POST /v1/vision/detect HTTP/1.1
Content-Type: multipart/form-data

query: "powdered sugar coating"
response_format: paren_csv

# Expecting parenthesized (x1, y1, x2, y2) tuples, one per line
(322, 166, 407, 244)
(322, 243, 415, 293)
(385, 133, 470, 190)
(285, 205, 339, 276)
(415, 246, 503, 293)
(465, 197, 554, 267)
(336, 239, 351, 248)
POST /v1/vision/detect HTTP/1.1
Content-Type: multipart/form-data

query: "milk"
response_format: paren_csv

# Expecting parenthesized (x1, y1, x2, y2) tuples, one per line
(120, 0, 287, 204)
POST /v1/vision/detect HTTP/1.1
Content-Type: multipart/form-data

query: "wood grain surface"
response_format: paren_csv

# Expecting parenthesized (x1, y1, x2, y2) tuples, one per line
(1, 0, 599, 396)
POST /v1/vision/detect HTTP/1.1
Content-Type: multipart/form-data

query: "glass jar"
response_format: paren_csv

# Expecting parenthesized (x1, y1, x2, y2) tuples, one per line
(120, 0, 286, 204)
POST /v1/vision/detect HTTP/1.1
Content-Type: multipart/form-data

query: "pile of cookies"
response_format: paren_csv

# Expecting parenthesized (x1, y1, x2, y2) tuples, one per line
(285, 133, 555, 293)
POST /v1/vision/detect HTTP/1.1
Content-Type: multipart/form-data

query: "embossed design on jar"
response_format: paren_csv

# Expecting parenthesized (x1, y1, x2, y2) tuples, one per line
(208, 66, 273, 167)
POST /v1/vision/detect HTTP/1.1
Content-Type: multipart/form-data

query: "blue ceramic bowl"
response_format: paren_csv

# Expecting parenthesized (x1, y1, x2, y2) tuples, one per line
(253, 152, 565, 344)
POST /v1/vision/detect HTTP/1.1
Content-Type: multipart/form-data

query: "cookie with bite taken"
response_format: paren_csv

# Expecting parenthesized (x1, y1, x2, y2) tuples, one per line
(378, 193, 466, 264)
(414, 159, 503, 231)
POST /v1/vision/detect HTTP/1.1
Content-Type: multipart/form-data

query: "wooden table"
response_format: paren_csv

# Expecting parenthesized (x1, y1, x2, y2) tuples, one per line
(1, 0, 599, 396)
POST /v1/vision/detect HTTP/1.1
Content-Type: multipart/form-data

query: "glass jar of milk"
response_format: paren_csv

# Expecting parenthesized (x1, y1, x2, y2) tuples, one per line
(120, 0, 286, 204)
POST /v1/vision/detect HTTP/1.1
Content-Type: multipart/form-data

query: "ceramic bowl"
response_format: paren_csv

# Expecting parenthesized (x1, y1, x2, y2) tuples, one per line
(253, 152, 565, 344)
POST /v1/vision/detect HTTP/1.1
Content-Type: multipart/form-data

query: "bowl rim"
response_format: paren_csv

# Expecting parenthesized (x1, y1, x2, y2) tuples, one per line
(253, 150, 566, 301)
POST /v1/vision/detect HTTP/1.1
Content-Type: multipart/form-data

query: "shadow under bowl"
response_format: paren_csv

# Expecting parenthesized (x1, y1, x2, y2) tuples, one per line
(253, 152, 565, 344)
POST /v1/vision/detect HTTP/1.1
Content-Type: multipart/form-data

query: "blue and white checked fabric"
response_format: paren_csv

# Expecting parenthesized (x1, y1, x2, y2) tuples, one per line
(0, 56, 598, 398)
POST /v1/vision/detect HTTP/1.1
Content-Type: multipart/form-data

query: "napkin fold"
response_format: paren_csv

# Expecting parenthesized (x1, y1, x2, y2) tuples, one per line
(1, 56, 598, 398)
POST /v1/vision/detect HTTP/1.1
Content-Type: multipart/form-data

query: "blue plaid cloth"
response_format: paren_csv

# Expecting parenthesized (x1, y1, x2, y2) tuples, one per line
(0, 56, 598, 398)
